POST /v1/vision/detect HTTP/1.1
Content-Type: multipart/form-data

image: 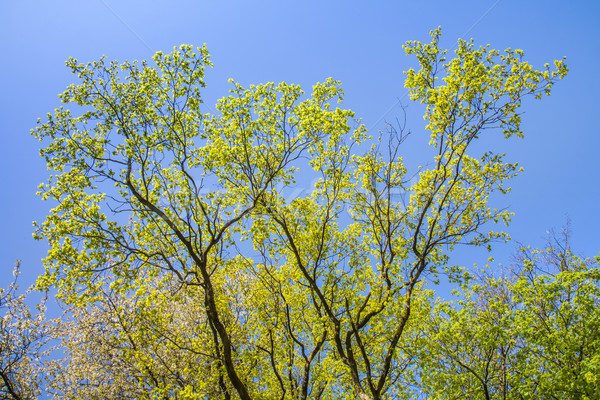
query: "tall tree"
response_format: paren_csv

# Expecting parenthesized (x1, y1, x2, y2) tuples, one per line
(33, 29, 567, 399)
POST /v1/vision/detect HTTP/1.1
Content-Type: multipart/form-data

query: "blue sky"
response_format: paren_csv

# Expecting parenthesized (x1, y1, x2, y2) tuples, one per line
(1, 0, 599, 290)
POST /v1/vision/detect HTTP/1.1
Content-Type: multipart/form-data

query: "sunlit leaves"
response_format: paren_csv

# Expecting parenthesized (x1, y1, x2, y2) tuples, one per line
(415, 230, 600, 399)
(31, 30, 568, 400)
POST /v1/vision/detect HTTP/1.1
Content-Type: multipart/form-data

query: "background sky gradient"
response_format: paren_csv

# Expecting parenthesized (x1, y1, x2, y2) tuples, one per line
(1, 0, 598, 293)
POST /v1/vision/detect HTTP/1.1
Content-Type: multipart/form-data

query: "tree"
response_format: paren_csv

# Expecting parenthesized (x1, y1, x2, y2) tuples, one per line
(511, 227, 600, 398)
(33, 28, 567, 399)
(414, 226, 600, 399)
(47, 273, 225, 399)
(0, 262, 55, 400)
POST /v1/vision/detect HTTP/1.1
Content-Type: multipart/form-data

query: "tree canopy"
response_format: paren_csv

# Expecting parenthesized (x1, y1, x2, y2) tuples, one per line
(0, 28, 587, 400)
(415, 227, 600, 399)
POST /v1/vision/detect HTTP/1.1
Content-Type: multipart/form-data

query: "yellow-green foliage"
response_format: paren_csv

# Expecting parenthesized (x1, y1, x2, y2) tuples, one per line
(415, 231, 599, 399)
(32, 29, 567, 400)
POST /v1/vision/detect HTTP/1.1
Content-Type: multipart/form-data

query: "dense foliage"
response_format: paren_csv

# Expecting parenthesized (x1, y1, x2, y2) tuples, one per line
(1, 29, 590, 400)
(415, 227, 600, 399)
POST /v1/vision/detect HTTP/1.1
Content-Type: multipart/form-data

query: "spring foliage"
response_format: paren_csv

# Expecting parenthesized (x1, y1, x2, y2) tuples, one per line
(26, 28, 574, 399)
(415, 228, 600, 399)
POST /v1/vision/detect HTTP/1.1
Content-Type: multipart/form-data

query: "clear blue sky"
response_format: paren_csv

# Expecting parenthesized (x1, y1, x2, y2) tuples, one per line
(1, 0, 599, 289)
